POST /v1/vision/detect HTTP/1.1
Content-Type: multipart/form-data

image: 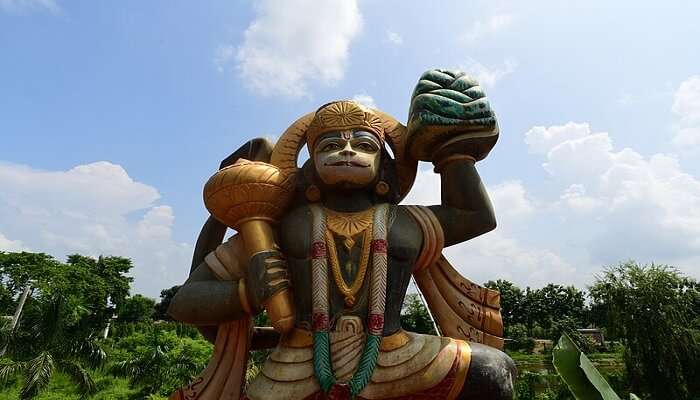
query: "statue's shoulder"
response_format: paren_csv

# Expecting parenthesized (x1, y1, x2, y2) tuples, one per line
(278, 205, 313, 259)
(390, 205, 423, 251)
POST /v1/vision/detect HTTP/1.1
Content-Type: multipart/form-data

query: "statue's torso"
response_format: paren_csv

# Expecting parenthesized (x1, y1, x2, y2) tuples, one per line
(279, 204, 422, 335)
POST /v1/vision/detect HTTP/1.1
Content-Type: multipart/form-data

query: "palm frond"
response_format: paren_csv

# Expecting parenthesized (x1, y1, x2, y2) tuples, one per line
(0, 317, 12, 347)
(110, 358, 144, 381)
(20, 351, 54, 399)
(65, 339, 106, 370)
(0, 360, 28, 385)
(57, 360, 96, 399)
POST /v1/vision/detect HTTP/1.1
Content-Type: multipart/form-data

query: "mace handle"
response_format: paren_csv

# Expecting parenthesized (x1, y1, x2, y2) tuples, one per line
(239, 219, 295, 334)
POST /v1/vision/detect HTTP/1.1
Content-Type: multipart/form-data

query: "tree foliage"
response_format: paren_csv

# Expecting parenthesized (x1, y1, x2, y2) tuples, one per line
(0, 294, 106, 399)
(486, 279, 587, 339)
(589, 261, 700, 400)
(117, 295, 156, 324)
(400, 293, 437, 335)
(153, 285, 180, 321)
(0, 252, 134, 337)
(109, 324, 211, 399)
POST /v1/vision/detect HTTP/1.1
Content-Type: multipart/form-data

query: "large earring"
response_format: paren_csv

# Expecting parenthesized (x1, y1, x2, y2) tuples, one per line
(305, 185, 321, 202)
(374, 181, 390, 196)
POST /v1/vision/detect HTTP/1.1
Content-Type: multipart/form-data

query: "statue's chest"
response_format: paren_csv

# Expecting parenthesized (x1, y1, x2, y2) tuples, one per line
(280, 205, 422, 331)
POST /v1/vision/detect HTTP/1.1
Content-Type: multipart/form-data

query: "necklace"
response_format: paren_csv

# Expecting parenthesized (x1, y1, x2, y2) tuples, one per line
(309, 204, 389, 398)
(325, 207, 374, 251)
(325, 207, 374, 307)
(326, 228, 371, 307)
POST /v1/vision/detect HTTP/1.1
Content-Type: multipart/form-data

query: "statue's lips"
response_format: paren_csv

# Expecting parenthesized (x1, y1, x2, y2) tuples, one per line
(325, 161, 369, 168)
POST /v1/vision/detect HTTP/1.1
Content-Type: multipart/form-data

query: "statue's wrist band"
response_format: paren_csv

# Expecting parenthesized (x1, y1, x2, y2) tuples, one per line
(433, 154, 476, 173)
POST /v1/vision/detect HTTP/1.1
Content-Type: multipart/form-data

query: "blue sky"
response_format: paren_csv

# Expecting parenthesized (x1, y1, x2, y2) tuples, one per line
(1, 0, 699, 297)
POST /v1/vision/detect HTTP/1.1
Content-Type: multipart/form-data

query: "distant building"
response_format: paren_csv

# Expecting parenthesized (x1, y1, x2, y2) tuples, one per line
(577, 328, 605, 347)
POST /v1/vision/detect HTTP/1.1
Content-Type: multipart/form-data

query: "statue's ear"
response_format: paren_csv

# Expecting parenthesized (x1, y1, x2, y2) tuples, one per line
(219, 137, 274, 169)
(375, 147, 402, 204)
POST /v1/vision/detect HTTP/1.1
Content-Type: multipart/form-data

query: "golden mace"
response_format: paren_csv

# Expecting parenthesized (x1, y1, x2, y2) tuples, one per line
(203, 159, 295, 333)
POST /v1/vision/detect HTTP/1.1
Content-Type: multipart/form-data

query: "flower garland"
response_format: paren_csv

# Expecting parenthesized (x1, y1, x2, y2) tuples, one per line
(309, 204, 389, 398)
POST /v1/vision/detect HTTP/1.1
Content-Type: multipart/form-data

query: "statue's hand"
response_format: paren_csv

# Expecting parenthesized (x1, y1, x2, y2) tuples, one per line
(246, 249, 291, 313)
(406, 69, 499, 162)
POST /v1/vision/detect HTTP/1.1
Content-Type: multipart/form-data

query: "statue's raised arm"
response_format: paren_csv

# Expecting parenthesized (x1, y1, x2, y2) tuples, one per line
(405, 69, 499, 247)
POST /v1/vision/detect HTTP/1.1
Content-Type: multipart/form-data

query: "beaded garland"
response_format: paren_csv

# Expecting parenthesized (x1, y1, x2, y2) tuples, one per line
(309, 204, 390, 398)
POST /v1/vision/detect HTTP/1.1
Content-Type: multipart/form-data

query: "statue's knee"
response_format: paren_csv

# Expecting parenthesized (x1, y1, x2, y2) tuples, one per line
(457, 343, 517, 400)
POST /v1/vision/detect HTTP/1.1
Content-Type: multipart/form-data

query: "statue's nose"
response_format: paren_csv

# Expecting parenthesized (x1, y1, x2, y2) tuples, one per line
(339, 143, 356, 156)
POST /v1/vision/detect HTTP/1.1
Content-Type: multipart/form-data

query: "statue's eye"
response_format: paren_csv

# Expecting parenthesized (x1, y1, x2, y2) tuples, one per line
(321, 142, 341, 152)
(355, 142, 377, 152)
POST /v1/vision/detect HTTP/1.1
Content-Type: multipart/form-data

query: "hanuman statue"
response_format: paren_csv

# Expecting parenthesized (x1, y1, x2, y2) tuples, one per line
(168, 69, 516, 400)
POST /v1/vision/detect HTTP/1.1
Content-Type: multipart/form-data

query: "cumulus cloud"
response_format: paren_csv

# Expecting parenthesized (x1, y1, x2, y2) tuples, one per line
(672, 75, 700, 146)
(0, 0, 58, 14)
(461, 59, 516, 87)
(351, 94, 376, 109)
(444, 231, 576, 289)
(234, 0, 362, 98)
(0, 161, 191, 297)
(461, 14, 513, 45)
(490, 181, 535, 219)
(526, 122, 700, 270)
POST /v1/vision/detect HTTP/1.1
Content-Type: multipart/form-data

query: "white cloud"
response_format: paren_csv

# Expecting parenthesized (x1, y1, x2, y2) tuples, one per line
(445, 231, 576, 289)
(672, 75, 700, 146)
(461, 59, 516, 87)
(0, 161, 191, 297)
(490, 181, 534, 219)
(461, 14, 513, 45)
(0, 0, 58, 14)
(234, 0, 362, 98)
(351, 93, 376, 109)
(0, 232, 27, 252)
(525, 122, 592, 155)
(385, 30, 403, 46)
(526, 122, 700, 270)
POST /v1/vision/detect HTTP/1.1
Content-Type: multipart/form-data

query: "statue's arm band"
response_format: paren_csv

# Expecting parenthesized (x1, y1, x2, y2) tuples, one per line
(405, 205, 445, 272)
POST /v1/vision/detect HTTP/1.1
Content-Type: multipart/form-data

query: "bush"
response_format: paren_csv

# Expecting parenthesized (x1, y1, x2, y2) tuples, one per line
(506, 323, 536, 353)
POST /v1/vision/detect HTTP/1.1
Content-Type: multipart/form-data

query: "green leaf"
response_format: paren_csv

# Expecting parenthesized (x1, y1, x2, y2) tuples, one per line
(580, 351, 621, 400)
(21, 351, 54, 399)
(629, 394, 641, 400)
(553, 333, 622, 400)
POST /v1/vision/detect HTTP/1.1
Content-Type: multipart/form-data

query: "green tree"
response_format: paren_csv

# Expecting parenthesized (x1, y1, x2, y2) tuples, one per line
(0, 252, 61, 297)
(0, 252, 133, 337)
(110, 325, 211, 398)
(117, 295, 156, 324)
(532, 284, 586, 333)
(589, 261, 700, 399)
(153, 285, 180, 321)
(400, 293, 437, 335)
(0, 294, 106, 399)
(64, 255, 133, 334)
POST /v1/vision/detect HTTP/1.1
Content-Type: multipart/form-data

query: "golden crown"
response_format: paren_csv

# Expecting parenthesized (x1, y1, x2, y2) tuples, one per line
(306, 100, 385, 152)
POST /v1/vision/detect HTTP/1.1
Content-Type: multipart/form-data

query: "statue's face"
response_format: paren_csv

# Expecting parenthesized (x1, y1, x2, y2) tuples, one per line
(313, 130, 381, 189)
